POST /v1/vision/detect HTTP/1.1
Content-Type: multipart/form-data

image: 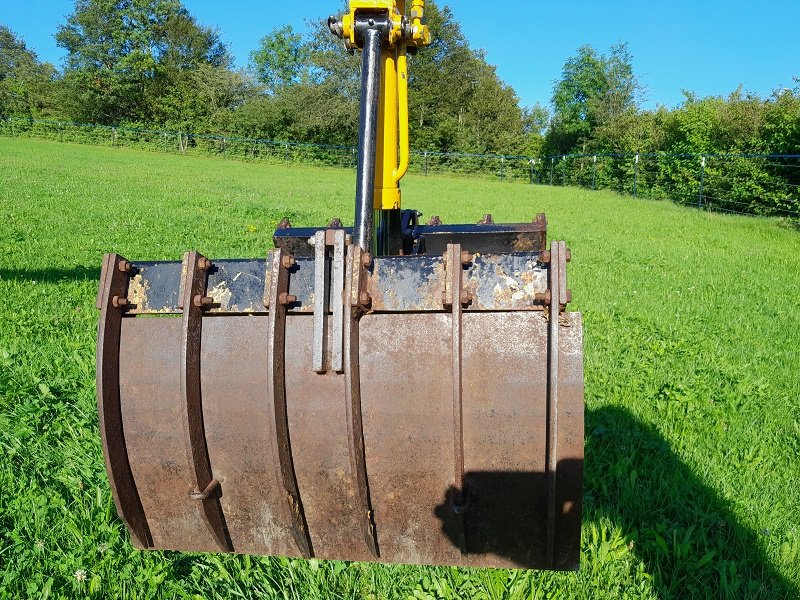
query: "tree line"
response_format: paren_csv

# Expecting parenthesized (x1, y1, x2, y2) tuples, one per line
(1, 0, 798, 164)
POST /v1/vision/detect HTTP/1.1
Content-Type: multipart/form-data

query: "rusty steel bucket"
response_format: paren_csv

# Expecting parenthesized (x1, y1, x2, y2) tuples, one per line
(96, 221, 583, 570)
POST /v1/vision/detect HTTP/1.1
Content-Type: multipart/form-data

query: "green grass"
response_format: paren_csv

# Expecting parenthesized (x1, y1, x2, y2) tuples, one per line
(0, 136, 798, 599)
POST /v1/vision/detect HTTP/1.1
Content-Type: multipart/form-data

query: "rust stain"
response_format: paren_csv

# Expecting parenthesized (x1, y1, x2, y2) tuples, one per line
(512, 233, 537, 252)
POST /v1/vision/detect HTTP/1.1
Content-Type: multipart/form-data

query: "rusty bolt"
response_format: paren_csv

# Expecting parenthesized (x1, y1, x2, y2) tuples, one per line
(111, 296, 129, 308)
(359, 291, 372, 306)
(478, 214, 494, 225)
(278, 292, 297, 306)
(539, 250, 551, 264)
(535, 290, 552, 304)
(193, 295, 213, 308)
(118, 260, 132, 273)
(460, 251, 474, 266)
(460, 290, 473, 305)
(565, 248, 572, 263)
(361, 252, 373, 268)
(197, 257, 213, 271)
(281, 255, 296, 270)
(327, 217, 343, 229)
(277, 217, 292, 229)
(427, 215, 442, 226)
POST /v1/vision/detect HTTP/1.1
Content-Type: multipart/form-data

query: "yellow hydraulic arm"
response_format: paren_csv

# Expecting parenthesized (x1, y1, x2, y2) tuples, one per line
(329, 1, 430, 251)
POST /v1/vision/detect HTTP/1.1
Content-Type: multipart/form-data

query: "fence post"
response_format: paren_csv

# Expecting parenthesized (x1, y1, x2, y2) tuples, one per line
(592, 155, 597, 190)
(163, 132, 167, 152)
(698, 155, 706, 208)
(223, 137, 227, 158)
(634, 154, 640, 197)
(424, 151, 429, 176)
(550, 158, 554, 185)
(284, 143, 289, 164)
(500, 156, 505, 181)
(529, 159, 534, 185)
(112, 127, 117, 148)
(561, 156, 566, 186)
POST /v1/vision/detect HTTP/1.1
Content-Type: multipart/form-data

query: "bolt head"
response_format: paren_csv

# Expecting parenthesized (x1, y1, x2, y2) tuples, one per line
(539, 251, 551, 264)
(460, 251, 474, 266)
(278, 292, 297, 306)
(281, 255, 296, 270)
(111, 296, 129, 308)
(193, 295, 213, 308)
(361, 252, 373, 268)
(359, 291, 372, 306)
(118, 260, 132, 273)
(197, 257, 213, 271)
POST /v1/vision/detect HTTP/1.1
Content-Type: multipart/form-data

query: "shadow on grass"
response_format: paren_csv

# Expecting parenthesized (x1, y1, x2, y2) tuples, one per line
(429, 406, 795, 597)
(0, 266, 100, 283)
(584, 405, 796, 598)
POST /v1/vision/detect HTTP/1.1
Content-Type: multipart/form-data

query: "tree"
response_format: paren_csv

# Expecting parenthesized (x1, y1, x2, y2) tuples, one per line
(0, 25, 56, 118)
(55, 0, 230, 124)
(548, 43, 641, 154)
(407, 2, 530, 154)
(249, 25, 310, 95)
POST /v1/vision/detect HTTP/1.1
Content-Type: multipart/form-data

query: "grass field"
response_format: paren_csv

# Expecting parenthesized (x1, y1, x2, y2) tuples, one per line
(0, 136, 798, 599)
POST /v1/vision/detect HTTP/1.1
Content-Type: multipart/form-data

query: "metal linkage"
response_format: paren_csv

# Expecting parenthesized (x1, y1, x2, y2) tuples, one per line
(311, 229, 347, 373)
(179, 251, 233, 552)
(96, 253, 153, 549)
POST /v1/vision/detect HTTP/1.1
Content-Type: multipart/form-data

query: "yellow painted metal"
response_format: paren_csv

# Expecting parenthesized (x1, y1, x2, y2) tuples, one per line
(341, 0, 430, 50)
(375, 47, 401, 209)
(393, 48, 409, 185)
(339, 0, 431, 209)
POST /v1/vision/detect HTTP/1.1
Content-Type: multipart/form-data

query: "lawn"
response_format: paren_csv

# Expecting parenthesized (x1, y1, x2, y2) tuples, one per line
(0, 137, 798, 599)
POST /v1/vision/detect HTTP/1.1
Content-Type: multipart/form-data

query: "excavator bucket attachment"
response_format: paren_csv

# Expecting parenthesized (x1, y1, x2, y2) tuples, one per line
(96, 220, 583, 570)
(96, 0, 584, 572)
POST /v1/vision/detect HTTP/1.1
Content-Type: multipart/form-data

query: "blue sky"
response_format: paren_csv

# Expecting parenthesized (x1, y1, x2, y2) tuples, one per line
(3, 0, 799, 110)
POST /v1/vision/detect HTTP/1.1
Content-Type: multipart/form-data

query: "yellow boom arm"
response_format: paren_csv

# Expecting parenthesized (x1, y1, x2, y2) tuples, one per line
(334, 1, 431, 210)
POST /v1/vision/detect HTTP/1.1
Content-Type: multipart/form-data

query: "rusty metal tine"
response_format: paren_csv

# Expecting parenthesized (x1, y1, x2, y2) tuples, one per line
(546, 242, 562, 567)
(343, 245, 380, 557)
(447, 244, 468, 555)
(265, 249, 314, 558)
(331, 229, 346, 373)
(95, 253, 112, 310)
(180, 251, 233, 553)
(312, 231, 328, 373)
(96, 253, 153, 549)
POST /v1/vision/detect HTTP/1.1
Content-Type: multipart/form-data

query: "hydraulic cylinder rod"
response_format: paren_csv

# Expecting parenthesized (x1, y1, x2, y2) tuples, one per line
(354, 25, 384, 251)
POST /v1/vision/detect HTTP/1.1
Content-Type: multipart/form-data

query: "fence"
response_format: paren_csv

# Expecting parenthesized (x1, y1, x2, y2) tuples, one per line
(2, 116, 799, 221)
(536, 153, 800, 220)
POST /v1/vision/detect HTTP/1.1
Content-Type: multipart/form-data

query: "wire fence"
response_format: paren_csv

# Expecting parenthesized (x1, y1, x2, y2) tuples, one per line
(2, 116, 799, 221)
(536, 153, 800, 220)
